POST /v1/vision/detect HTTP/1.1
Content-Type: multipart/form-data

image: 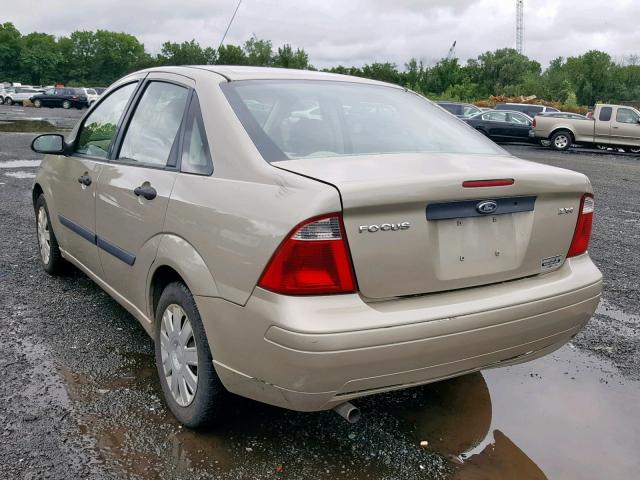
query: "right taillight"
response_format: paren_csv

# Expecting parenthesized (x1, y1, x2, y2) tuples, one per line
(258, 214, 357, 295)
(567, 194, 594, 257)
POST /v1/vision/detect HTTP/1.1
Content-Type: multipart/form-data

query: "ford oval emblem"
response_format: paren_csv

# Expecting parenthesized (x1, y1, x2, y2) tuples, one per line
(476, 200, 498, 214)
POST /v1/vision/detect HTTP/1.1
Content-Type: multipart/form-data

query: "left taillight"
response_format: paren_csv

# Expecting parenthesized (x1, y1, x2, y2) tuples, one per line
(258, 214, 357, 295)
(567, 193, 594, 257)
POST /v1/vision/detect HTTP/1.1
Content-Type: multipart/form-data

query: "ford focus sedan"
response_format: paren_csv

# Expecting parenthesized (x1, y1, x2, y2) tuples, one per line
(31, 66, 602, 427)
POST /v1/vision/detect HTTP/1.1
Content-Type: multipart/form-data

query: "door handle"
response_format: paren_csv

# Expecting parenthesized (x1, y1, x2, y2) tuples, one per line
(77, 175, 92, 186)
(134, 184, 157, 200)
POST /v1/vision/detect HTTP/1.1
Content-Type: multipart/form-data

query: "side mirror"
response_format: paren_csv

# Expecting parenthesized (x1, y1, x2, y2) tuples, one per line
(31, 134, 66, 154)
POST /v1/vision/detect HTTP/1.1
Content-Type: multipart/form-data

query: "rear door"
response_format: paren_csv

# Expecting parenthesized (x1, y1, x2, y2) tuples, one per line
(49, 80, 141, 277)
(611, 107, 640, 147)
(95, 73, 192, 307)
(505, 112, 533, 141)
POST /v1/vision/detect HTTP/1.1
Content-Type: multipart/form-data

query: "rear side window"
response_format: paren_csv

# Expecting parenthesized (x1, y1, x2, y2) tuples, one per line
(599, 107, 613, 122)
(483, 111, 508, 122)
(180, 93, 213, 175)
(76, 82, 137, 158)
(119, 82, 189, 166)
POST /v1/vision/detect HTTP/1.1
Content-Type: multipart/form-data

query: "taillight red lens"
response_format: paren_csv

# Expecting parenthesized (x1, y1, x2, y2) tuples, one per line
(258, 214, 357, 295)
(532, 118, 537, 128)
(567, 194, 594, 257)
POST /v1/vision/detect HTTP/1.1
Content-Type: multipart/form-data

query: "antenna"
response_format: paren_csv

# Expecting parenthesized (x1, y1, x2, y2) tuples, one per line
(516, 0, 524, 54)
(219, 0, 243, 50)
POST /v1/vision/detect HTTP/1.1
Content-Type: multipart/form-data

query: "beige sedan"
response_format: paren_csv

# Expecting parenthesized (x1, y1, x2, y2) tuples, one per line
(31, 66, 602, 427)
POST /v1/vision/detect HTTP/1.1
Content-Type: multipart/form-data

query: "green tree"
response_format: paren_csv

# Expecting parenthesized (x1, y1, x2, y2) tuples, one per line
(20, 32, 61, 85)
(0, 22, 22, 80)
(244, 37, 273, 66)
(158, 40, 215, 65)
(273, 44, 310, 69)
(216, 44, 247, 65)
(467, 48, 541, 97)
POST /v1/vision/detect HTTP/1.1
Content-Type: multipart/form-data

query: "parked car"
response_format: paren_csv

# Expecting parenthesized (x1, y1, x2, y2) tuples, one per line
(532, 103, 640, 151)
(3, 87, 42, 105)
(30, 87, 88, 109)
(93, 87, 107, 95)
(465, 110, 536, 143)
(30, 66, 601, 427)
(436, 101, 483, 118)
(495, 103, 559, 117)
(79, 87, 100, 105)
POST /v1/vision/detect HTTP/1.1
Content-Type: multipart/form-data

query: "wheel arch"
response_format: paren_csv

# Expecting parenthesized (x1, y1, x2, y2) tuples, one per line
(147, 234, 219, 319)
(550, 127, 575, 142)
(32, 183, 44, 208)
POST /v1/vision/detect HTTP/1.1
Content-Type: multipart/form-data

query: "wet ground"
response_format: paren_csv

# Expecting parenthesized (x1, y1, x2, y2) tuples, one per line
(1, 105, 639, 479)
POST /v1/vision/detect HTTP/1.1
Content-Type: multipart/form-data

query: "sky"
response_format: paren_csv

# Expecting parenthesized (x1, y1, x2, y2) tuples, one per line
(5, 0, 640, 68)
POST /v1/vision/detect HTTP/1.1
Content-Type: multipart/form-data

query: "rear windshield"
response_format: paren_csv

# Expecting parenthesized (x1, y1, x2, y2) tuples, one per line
(222, 80, 505, 162)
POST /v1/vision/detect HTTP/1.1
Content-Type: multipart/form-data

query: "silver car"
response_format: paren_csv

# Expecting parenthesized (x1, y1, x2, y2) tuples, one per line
(31, 66, 602, 427)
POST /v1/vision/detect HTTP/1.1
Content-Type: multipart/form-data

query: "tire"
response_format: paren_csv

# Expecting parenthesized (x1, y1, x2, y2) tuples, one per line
(630, 148, 640, 154)
(33, 99, 42, 108)
(550, 130, 572, 151)
(62, 100, 71, 109)
(4, 97, 13, 105)
(34, 194, 67, 275)
(154, 281, 225, 428)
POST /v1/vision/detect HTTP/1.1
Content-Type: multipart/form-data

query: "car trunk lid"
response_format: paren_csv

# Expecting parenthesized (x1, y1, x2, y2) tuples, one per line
(275, 152, 589, 299)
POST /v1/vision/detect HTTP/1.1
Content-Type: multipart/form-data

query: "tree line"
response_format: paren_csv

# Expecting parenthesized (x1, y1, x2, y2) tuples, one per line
(1, 21, 639, 107)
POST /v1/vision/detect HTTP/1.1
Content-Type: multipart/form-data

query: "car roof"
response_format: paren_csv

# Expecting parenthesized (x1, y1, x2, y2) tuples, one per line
(137, 65, 404, 89)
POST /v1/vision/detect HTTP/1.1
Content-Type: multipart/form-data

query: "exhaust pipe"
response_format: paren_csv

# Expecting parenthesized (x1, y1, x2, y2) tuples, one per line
(334, 402, 361, 423)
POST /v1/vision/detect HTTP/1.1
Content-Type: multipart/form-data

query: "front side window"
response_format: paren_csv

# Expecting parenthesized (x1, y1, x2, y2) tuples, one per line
(616, 108, 640, 124)
(223, 81, 505, 161)
(599, 107, 613, 122)
(76, 82, 137, 158)
(119, 82, 189, 166)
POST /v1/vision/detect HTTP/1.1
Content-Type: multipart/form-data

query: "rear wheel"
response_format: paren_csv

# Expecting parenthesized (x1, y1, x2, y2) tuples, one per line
(630, 148, 640, 154)
(62, 100, 71, 109)
(155, 281, 225, 428)
(35, 195, 66, 275)
(4, 97, 13, 105)
(550, 130, 572, 151)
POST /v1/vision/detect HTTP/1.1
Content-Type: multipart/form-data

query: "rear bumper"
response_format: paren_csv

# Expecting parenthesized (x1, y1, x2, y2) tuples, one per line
(196, 254, 601, 411)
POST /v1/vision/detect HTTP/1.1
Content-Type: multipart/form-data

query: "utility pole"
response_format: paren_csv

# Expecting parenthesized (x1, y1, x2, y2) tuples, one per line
(516, 0, 524, 54)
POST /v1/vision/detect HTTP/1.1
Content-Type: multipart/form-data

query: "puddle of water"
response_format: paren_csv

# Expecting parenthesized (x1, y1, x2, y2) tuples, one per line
(63, 345, 640, 480)
(5, 171, 36, 179)
(0, 159, 41, 168)
(0, 119, 69, 132)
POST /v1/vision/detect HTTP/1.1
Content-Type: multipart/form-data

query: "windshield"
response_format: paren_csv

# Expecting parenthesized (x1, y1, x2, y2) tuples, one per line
(222, 80, 505, 162)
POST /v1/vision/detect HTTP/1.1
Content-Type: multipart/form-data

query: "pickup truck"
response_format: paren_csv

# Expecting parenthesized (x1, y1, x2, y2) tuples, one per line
(531, 104, 640, 152)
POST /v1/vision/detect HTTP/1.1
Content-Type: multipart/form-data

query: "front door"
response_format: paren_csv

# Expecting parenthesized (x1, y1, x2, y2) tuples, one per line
(611, 107, 640, 148)
(53, 81, 140, 276)
(95, 75, 192, 311)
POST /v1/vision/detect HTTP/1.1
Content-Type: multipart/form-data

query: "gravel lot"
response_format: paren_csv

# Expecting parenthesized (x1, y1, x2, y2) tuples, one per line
(1, 105, 638, 480)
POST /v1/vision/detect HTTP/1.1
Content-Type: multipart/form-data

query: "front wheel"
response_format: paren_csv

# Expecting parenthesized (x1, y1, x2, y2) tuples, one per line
(630, 148, 640, 154)
(62, 100, 71, 109)
(35, 195, 67, 275)
(33, 99, 42, 108)
(155, 281, 225, 428)
(550, 131, 572, 151)
(4, 97, 13, 105)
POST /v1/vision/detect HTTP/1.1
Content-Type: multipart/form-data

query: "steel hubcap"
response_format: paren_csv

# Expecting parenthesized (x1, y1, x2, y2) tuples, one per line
(555, 135, 568, 148)
(160, 304, 198, 407)
(37, 207, 51, 265)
